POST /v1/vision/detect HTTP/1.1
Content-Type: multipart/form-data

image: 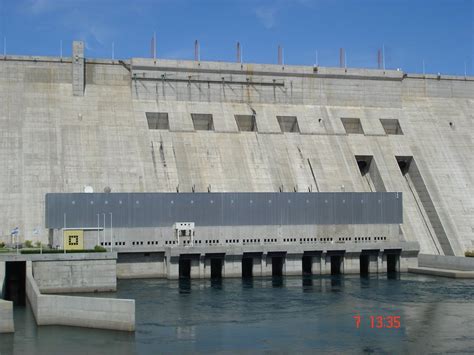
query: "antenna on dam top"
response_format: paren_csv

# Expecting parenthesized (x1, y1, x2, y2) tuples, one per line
(151, 32, 157, 59)
(339, 48, 345, 68)
(194, 40, 200, 61)
(3, 37, 6, 56)
(278, 45, 282, 65)
(236, 42, 241, 63)
(377, 49, 382, 69)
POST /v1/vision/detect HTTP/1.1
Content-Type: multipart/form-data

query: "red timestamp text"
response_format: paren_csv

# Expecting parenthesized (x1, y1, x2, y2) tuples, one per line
(353, 315, 401, 329)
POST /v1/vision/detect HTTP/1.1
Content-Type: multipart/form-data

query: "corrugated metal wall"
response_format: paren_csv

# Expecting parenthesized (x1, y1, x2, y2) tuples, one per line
(45, 192, 403, 228)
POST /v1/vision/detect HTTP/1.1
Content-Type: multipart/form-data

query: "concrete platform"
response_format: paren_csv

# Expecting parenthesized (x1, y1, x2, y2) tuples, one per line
(408, 267, 474, 279)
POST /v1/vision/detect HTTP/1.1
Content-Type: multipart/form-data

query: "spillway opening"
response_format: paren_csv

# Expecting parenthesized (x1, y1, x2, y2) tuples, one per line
(341, 117, 364, 134)
(355, 155, 373, 176)
(360, 254, 370, 276)
(386, 254, 399, 274)
(396, 156, 412, 176)
(302, 255, 312, 275)
(179, 258, 191, 279)
(210, 258, 223, 279)
(242, 257, 253, 278)
(235, 115, 257, 132)
(191, 113, 214, 131)
(146, 112, 169, 130)
(277, 116, 300, 133)
(380, 118, 403, 135)
(272, 257, 284, 276)
(4, 261, 26, 306)
(330, 255, 342, 275)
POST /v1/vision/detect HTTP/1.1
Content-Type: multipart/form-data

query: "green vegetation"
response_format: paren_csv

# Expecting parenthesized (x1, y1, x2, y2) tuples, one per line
(94, 245, 107, 252)
(21, 248, 107, 254)
(24, 240, 34, 248)
(465, 251, 474, 257)
(0, 241, 5, 248)
(35, 241, 42, 248)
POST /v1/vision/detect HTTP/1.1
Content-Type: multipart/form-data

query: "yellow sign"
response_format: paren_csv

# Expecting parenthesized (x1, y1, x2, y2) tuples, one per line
(63, 230, 84, 250)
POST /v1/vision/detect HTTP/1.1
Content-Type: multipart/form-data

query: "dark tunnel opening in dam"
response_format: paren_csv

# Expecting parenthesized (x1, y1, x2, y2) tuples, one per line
(272, 257, 284, 277)
(210, 258, 223, 279)
(360, 254, 370, 276)
(302, 255, 312, 275)
(179, 259, 191, 279)
(242, 258, 253, 278)
(330, 255, 342, 275)
(4, 261, 26, 306)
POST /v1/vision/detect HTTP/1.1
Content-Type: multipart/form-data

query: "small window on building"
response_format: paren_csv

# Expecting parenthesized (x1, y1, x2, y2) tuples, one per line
(146, 112, 169, 130)
(341, 118, 364, 134)
(235, 115, 257, 132)
(380, 119, 403, 135)
(191, 113, 214, 131)
(277, 116, 300, 133)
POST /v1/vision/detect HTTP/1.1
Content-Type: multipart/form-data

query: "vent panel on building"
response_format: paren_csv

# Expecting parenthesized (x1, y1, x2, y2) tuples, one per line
(191, 113, 214, 131)
(235, 115, 257, 132)
(146, 112, 169, 130)
(380, 119, 403, 135)
(341, 118, 364, 134)
(277, 116, 300, 133)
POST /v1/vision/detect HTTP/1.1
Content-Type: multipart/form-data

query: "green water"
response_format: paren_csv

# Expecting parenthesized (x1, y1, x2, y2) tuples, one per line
(1, 274, 473, 354)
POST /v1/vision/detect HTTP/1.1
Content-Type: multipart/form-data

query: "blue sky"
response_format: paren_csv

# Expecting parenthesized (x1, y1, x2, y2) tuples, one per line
(0, 0, 472, 75)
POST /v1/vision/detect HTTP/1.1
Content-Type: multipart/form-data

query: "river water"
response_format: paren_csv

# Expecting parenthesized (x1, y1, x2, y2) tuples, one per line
(1, 274, 473, 354)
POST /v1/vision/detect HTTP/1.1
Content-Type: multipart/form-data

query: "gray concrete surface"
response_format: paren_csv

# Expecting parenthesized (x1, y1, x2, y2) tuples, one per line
(32, 259, 117, 293)
(408, 267, 474, 279)
(0, 261, 4, 298)
(0, 43, 472, 258)
(418, 253, 474, 271)
(0, 299, 14, 333)
(26, 262, 135, 331)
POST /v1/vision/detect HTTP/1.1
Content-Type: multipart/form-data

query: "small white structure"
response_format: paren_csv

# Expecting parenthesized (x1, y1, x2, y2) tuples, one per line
(173, 222, 195, 246)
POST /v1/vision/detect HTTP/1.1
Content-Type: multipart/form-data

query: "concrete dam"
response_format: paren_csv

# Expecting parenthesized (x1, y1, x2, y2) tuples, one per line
(0, 40, 473, 271)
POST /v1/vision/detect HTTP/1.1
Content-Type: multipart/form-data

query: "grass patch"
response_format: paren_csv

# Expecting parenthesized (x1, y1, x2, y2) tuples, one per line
(21, 249, 107, 255)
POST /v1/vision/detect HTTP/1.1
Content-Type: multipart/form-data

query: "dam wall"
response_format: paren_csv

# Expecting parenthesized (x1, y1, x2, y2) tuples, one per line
(26, 262, 135, 331)
(32, 256, 116, 293)
(0, 44, 472, 257)
(0, 299, 14, 333)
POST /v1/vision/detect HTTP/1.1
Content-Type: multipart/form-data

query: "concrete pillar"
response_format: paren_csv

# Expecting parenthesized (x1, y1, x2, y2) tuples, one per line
(0, 261, 5, 298)
(223, 255, 241, 278)
(285, 254, 303, 276)
(166, 256, 179, 280)
(378, 253, 385, 273)
(190, 256, 203, 279)
(369, 254, 378, 273)
(262, 254, 271, 276)
(72, 41, 85, 96)
(399, 251, 418, 272)
(321, 253, 330, 275)
(203, 257, 211, 279)
(0, 300, 14, 333)
(344, 253, 360, 274)
(311, 255, 322, 275)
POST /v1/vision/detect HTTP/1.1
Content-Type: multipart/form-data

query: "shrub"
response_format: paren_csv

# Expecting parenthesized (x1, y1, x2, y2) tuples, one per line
(24, 240, 33, 248)
(0, 242, 5, 248)
(465, 251, 474, 257)
(94, 245, 107, 252)
(35, 241, 42, 248)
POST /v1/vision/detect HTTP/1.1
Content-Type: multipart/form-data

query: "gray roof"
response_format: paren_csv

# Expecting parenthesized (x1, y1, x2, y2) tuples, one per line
(45, 192, 402, 229)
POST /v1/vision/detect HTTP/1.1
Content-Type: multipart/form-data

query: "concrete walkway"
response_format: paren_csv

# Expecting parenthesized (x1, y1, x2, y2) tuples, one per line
(408, 266, 474, 279)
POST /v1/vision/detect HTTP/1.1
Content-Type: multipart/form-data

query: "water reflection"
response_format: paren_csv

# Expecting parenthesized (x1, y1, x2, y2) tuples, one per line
(210, 278, 223, 290)
(178, 278, 191, 294)
(272, 276, 284, 288)
(242, 277, 254, 289)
